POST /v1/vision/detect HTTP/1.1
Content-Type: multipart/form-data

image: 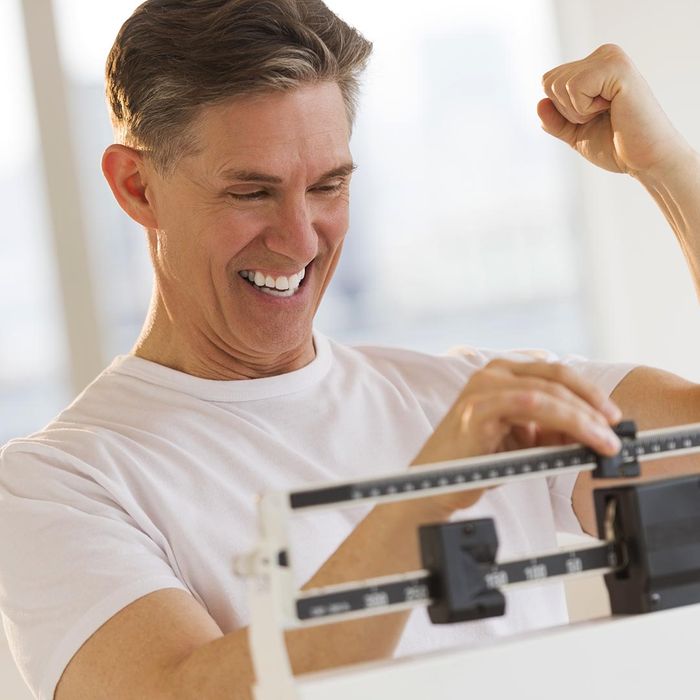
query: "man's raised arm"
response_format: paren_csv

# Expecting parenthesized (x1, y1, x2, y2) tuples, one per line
(539, 43, 700, 297)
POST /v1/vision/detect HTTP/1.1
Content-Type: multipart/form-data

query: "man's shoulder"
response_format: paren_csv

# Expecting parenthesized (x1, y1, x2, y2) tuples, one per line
(327, 337, 619, 403)
(327, 338, 496, 399)
(333, 338, 493, 377)
(0, 356, 179, 473)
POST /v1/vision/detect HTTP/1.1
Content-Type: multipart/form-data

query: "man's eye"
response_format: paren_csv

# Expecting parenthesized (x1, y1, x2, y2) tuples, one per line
(313, 182, 344, 193)
(228, 183, 344, 201)
(229, 191, 267, 201)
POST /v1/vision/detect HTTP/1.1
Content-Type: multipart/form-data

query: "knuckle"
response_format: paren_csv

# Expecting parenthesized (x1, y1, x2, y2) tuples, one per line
(548, 382, 570, 402)
(464, 370, 490, 393)
(549, 362, 570, 383)
(485, 358, 509, 371)
(564, 78, 585, 107)
(598, 43, 632, 68)
(549, 80, 564, 99)
(516, 389, 541, 411)
(464, 368, 487, 387)
(598, 42, 623, 56)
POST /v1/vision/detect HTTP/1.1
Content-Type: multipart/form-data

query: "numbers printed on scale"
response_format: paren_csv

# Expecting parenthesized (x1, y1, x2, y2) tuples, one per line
(524, 562, 548, 581)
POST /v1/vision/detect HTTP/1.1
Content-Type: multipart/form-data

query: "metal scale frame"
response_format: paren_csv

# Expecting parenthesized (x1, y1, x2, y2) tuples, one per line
(235, 421, 700, 699)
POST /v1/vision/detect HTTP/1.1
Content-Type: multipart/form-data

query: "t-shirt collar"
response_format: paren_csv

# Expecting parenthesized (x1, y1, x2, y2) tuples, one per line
(107, 330, 332, 402)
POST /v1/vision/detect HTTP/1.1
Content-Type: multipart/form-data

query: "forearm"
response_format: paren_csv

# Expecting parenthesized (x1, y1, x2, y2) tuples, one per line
(634, 147, 700, 298)
(167, 499, 445, 699)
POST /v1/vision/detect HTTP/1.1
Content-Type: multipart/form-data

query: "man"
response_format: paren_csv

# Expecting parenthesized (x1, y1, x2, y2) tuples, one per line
(1, 1, 699, 698)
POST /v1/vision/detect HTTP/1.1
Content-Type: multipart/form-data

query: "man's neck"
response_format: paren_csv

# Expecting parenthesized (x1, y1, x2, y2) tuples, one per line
(132, 293, 316, 380)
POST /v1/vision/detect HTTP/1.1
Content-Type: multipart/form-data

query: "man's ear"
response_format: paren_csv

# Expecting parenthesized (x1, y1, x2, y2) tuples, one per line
(102, 144, 159, 228)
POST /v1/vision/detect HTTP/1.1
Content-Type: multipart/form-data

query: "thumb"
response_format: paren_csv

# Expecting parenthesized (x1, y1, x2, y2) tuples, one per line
(537, 98, 578, 147)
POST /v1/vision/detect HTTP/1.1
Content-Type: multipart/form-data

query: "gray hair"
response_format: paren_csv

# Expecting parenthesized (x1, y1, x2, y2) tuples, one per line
(106, 0, 373, 174)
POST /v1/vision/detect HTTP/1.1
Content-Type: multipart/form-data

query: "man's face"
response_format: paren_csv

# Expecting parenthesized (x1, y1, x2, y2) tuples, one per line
(143, 82, 353, 374)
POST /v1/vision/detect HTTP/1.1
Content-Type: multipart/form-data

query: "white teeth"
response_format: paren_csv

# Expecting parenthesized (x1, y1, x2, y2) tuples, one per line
(239, 265, 308, 294)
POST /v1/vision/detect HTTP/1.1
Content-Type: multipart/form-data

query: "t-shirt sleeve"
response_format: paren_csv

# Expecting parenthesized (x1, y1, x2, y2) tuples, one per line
(0, 442, 189, 700)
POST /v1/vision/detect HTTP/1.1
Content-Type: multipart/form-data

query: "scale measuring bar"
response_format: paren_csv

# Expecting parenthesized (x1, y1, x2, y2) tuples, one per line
(289, 422, 700, 511)
(295, 540, 620, 623)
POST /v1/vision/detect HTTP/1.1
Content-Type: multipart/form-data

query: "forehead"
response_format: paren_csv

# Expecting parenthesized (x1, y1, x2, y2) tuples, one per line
(187, 82, 351, 178)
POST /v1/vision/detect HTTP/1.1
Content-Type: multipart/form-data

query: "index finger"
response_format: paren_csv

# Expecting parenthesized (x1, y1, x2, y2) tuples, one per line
(490, 359, 622, 423)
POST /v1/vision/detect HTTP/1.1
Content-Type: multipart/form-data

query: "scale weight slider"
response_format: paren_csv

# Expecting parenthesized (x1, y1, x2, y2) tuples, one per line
(418, 518, 505, 624)
(592, 420, 641, 479)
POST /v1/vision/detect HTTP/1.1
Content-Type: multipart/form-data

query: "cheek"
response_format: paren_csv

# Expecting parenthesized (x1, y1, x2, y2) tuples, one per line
(320, 199, 350, 245)
(202, 208, 267, 260)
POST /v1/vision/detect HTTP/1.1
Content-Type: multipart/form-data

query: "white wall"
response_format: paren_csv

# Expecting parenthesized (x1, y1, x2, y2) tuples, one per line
(554, 0, 700, 381)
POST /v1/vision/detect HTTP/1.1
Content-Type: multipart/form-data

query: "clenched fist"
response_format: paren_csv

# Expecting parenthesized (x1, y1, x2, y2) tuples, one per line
(538, 44, 692, 179)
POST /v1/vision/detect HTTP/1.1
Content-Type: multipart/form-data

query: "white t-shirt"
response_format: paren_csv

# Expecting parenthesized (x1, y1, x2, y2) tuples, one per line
(0, 333, 635, 699)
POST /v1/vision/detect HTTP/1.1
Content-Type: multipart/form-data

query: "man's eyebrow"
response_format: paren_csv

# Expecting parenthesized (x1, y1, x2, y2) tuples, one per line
(218, 162, 357, 184)
(316, 162, 358, 180)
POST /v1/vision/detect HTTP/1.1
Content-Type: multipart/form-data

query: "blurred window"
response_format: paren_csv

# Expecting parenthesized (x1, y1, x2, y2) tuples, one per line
(0, 0, 70, 443)
(317, 0, 585, 353)
(53, 0, 154, 359)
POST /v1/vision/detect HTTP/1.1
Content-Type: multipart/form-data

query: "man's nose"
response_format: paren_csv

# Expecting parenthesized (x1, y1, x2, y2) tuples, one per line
(263, 194, 318, 263)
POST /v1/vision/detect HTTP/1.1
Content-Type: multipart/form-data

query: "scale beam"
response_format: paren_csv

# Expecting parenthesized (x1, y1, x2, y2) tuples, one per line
(295, 540, 618, 624)
(288, 422, 700, 511)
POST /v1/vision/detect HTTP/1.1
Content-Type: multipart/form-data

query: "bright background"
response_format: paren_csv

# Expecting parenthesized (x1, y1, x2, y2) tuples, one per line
(2, 0, 700, 696)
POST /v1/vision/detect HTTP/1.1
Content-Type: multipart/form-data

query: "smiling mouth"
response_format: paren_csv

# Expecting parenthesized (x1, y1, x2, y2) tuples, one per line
(238, 264, 309, 298)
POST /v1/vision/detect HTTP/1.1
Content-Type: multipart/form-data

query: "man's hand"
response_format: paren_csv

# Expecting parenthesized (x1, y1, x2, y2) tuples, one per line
(538, 44, 692, 179)
(411, 359, 622, 517)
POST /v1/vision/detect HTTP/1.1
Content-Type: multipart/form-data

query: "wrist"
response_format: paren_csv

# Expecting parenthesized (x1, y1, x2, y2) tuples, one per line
(370, 499, 449, 571)
(632, 142, 699, 189)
